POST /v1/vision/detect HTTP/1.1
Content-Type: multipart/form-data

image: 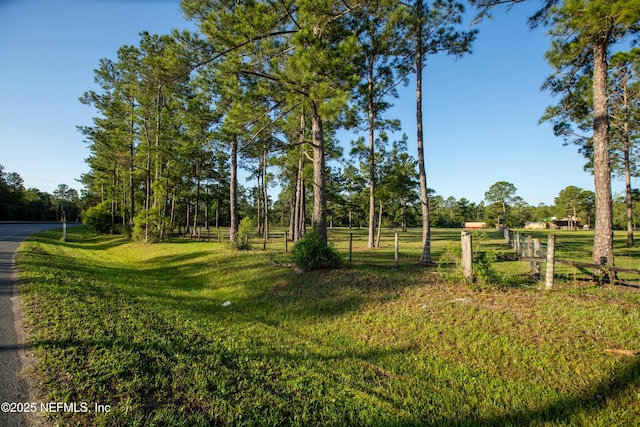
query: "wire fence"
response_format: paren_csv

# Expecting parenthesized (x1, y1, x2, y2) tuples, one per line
(175, 225, 640, 287)
(500, 228, 640, 288)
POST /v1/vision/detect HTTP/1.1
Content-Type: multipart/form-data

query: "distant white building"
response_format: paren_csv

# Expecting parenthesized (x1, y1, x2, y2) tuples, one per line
(464, 222, 487, 229)
(550, 216, 581, 230)
(525, 222, 547, 230)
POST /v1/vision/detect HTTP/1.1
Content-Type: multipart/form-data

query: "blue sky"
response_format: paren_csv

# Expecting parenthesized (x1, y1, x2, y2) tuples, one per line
(0, 0, 628, 205)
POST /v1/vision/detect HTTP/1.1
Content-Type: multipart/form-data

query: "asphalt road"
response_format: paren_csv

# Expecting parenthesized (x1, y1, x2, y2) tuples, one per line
(0, 223, 70, 426)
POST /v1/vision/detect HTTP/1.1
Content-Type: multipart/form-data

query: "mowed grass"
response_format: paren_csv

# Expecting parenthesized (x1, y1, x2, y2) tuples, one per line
(17, 227, 640, 426)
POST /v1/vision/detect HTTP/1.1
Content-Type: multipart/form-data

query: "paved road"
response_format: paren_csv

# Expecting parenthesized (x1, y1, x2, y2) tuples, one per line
(0, 223, 70, 427)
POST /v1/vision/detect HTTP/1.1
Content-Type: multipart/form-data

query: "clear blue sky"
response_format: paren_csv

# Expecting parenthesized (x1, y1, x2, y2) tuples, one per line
(0, 0, 628, 205)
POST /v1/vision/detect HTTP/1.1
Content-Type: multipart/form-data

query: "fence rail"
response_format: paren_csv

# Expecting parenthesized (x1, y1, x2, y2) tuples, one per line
(170, 225, 639, 288)
(497, 228, 640, 288)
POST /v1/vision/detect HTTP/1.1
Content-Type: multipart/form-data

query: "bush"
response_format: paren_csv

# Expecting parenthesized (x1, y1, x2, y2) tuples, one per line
(471, 249, 508, 289)
(291, 230, 342, 271)
(132, 207, 164, 243)
(437, 242, 465, 284)
(232, 217, 254, 250)
(437, 236, 507, 289)
(82, 201, 115, 234)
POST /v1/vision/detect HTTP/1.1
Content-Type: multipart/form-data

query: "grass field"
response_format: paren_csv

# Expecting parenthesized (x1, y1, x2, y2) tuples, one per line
(16, 226, 640, 426)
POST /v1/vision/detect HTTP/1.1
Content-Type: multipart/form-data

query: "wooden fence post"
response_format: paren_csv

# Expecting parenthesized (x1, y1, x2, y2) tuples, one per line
(394, 232, 399, 269)
(533, 238, 541, 278)
(461, 231, 473, 282)
(545, 235, 555, 289)
(284, 231, 288, 253)
(349, 233, 353, 263)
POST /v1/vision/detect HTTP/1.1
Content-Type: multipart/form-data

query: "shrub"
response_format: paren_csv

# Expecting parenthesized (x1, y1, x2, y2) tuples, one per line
(291, 230, 342, 271)
(437, 238, 507, 289)
(232, 217, 254, 250)
(82, 201, 115, 234)
(472, 249, 507, 289)
(132, 207, 164, 243)
(437, 242, 465, 284)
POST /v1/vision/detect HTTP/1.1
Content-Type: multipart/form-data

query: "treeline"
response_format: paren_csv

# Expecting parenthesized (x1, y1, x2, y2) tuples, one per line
(79, 0, 477, 263)
(430, 183, 640, 231)
(0, 165, 80, 222)
(80, 0, 640, 265)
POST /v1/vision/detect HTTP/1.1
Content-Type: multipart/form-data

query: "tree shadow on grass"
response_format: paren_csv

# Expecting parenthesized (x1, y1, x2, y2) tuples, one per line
(474, 355, 640, 427)
(29, 331, 424, 425)
(20, 229, 640, 425)
(27, 228, 130, 251)
(28, 291, 640, 426)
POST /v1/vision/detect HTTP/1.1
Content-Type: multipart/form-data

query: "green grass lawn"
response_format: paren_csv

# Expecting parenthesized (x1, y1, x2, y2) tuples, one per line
(17, 227, 640, 426)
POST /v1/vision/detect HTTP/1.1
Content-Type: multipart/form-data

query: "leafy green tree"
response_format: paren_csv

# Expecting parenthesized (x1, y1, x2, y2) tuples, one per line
(24, 189, 55, 221)
(614, 189, 640, 231)
(484, 181, 518, 227)
(340, 162, 368, 229)
(554, 185, 585, 230)
(533, 203, 554, 223)
(509, 198, 535, 227)
(536, 0, 640, 264)
(79, 45, 142, 230)
(349, 133, 388, 244)
(609, 49, 640, 245)
(349, 0, 407, 248)
(378, 137, 419, 232)
(0, 166, 23, 220)
(402, 0, 477, 265)
(541, 48, 640, 244)
(0, 167, 59, 221)
(52, 184, 80, 222)
(183, 0, 361, 246)
(554, 186, 596, 229)
(272, 123, 310, 242)
(83, 201, 118, 234)
(285, 1, 360, 245)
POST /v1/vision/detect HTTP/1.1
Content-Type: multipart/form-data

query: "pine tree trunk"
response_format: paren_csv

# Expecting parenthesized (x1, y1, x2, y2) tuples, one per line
(262, 148, 269, 248)
(145, 149, 151, 212)
(401, 199, 408, 232)
(193, 162, 200, 232)
(153, 87, 162, 210)
(292, 120, 304, 242)
(300, 179, 306, 237)
(624, 141, 634, 246)
(256, 173, 262, 236)
(311, 104, 327, 245)
(376, 199, 383, 248)
(293, 154, 305, 242)
(592, 40, 614, 265)
(185, 201, 190, 235)
(215, 198, 220, 230)
(368, 73, 376, 249)
(289, 193, 296, 240)
(111, 166, 117, 228)
(129, 99, 135, 227)
(229, 136, 239, 243)
(205, 202, 209, 231)
(170, 189, 176, 234)
(415, 0, 433, 266)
